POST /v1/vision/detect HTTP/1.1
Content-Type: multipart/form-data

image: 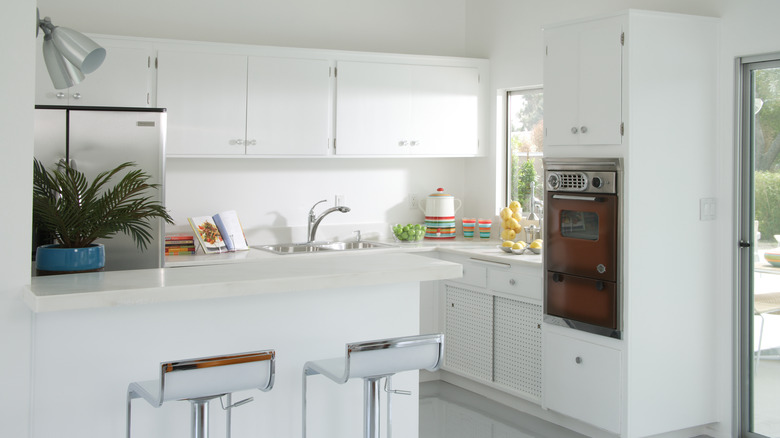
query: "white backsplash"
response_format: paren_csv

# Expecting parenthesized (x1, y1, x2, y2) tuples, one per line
(164, 157, 469, 245)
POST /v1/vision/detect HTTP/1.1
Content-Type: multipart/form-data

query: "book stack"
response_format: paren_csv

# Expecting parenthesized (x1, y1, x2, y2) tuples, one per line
(165, 233, 196, 256)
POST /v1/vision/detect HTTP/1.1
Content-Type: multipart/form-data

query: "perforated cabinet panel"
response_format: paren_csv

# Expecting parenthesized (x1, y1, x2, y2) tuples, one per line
(494, 297, 543, 400)
(444, 284, 494, 382)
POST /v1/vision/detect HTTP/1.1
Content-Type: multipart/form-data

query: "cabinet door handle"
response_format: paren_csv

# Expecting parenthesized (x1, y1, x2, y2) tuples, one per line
(247, 139, 257, 146)
(72, 93, 82, 100)
(410, 140, 420, 146)
(235, 139, 244, 145)
(509, 278, 516, 286)
(56, 92, 66, 99)
(552, 273, 563, 282)
(571, 127, 579, 134)
(398, 140, 409, 147)
(575, 356, 583, 364)
(580, 126, 588, 134)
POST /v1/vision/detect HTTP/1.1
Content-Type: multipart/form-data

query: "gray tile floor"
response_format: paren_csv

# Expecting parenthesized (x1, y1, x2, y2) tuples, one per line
(419, 381, 587, 438)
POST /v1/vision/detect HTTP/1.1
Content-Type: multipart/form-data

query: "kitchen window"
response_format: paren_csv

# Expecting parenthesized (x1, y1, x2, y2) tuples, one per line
(506, 88, 544, 215)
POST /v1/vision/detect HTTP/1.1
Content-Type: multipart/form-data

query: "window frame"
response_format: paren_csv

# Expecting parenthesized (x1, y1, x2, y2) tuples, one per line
(505, 87, 544, 211)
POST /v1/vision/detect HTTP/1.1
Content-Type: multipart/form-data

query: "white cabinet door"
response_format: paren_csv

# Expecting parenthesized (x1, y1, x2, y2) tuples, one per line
(410, 65, 479, 155)
(543, 330, 621, 433)
(245, 57, 330, 155)
(494, 297, 542, 401)
(36, 41, 153, 107)
(157, 50, 247, 156)
(544, 17, 623, 146)
(444, 283, 494, 383)
(336, 61, 479, 156)
(335, 61, 411, 155)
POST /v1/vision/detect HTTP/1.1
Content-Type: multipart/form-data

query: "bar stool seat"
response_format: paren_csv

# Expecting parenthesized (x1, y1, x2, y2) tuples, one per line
(302, 333, 443, 438)
(127, 349, 275, 438)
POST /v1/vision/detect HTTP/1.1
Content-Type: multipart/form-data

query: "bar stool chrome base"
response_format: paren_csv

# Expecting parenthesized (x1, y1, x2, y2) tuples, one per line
(127, 349, 275, 438)
(302, 333, 444, 438)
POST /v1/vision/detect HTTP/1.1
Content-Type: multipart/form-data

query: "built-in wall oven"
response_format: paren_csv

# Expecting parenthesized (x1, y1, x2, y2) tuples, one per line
(543, 158, 622, 339)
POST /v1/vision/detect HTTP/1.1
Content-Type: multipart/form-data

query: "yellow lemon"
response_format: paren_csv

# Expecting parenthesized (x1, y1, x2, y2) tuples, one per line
(500, 207, 513, 220)
(529, 240, 542, 249)
(533, 239, 543, 245)
(502, 240, 514, 247)
(509, 201, 521, 213)
(512, 211, 522, 222)
(507, 218, 520, 231)
(512, 241, 526, 250)
(501, 228, 516, 240)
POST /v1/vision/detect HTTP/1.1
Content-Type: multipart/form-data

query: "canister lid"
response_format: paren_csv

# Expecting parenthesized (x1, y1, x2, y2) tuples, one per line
(429, 188, 452, 197)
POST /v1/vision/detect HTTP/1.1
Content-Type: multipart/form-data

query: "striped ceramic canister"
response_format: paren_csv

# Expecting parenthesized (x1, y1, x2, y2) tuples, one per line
(419, 188, 462, 239)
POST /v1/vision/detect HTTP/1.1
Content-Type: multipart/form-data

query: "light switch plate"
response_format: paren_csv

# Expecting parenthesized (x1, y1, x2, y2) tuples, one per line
(700, 198, 716, 221)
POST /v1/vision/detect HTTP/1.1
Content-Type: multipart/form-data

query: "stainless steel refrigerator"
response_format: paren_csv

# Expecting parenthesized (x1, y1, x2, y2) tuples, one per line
(33, 105, 167, 271)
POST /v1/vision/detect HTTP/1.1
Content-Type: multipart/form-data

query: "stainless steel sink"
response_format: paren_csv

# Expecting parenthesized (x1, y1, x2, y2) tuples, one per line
(253, 240, 396, 255)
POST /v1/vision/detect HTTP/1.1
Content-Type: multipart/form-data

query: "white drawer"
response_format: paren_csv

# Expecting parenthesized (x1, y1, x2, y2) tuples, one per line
(488, 269, 542, 301)
(439, 254, 487, 288)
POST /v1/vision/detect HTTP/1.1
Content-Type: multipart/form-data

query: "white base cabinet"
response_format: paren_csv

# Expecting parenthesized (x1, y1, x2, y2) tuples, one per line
(439, 254, 543, 402)
(543, 329, 621, 434)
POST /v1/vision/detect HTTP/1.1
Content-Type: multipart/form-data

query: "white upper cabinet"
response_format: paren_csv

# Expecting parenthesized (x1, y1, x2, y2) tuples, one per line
(543, 16, 623, 147)
(157, 50, 248, 156)
(336, 61, 479, 156)
(245, 57, 330, 155)
(158, 51, 330, 156)
(36, 38, 153, 107)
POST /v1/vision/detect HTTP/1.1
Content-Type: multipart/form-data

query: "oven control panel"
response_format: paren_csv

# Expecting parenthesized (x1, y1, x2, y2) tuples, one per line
(546, 170, 617, 194)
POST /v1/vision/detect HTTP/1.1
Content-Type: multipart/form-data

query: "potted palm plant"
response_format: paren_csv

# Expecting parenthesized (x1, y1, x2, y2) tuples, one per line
(32, 159, 174, 275)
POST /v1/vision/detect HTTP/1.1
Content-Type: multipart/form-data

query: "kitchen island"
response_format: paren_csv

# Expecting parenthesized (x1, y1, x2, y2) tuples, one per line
(25, 251, 463, 438)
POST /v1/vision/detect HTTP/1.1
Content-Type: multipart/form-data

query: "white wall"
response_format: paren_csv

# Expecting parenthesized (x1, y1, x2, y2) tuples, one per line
(165, 157, 469, 243)
(0, 1, 35, 437)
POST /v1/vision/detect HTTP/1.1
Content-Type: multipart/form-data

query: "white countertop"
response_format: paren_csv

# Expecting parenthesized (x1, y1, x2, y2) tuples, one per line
(26, 238, 542, 313)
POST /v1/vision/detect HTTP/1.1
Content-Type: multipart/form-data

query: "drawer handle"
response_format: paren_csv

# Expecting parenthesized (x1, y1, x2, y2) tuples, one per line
(553, 273, 563, 282)
(509, 278, 516, 286)
(575, 356, 583, 365)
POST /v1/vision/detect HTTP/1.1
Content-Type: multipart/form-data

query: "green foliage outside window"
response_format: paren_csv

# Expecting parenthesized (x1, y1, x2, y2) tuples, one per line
(756, 171, 780, 242)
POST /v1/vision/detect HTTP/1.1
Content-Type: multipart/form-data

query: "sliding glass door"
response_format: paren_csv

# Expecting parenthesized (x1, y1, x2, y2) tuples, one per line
(740, 57, 780, 438)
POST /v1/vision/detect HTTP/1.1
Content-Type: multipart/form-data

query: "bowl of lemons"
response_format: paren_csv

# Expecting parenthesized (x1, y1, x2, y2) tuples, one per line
(527, 239, 543, 254)
(499, 240, 528, 255)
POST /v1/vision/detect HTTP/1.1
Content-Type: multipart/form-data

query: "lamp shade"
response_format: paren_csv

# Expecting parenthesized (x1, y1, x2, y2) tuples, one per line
(42, 36, 84, 89)
(50, 26, 106, 74)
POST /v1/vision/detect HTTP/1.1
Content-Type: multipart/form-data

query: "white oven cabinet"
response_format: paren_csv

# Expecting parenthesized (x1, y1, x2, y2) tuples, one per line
(36, 37, 154, 107)
(542, 10, 719, 438)
(543, 16, 623, 147)
(543, 329, 621, 434)
(438, 254, 543, 402)
(158, 51, 330, 156)
(335, 61, 479, 156)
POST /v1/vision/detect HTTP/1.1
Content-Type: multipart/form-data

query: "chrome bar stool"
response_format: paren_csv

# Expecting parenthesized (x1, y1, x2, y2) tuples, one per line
(302, 333, 443, 438)
(127, 349, 275, 438)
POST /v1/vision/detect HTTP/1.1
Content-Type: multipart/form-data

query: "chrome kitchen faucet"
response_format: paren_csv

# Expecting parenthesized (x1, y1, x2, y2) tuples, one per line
(307, 199, 351, 242)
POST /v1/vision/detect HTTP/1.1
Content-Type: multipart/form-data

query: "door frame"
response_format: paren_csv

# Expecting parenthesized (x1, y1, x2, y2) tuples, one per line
(736, 53, 780, 438)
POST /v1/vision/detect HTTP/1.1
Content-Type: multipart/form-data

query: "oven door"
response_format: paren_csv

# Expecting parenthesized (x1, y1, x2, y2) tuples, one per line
(545, 192, 617, 282)
(545, 271, 619, 336)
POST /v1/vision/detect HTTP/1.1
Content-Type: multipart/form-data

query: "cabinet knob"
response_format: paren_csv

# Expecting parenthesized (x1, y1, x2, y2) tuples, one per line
(56, 92, 66, 99)
(575, 356, 583, 364)
(72, 93, 82, 100)
(410, 140, 420, 146)
(235, 139, 244, 145)
(509, 278, 516, 286)
(580, 126, 588, 134)
(571, 127, 579, 134)
(398, 140, 409, 147)
(247, 139, 257, 146)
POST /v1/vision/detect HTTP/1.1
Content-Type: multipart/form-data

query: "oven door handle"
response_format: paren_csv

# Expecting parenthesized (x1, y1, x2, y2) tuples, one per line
(552, 194, 600, 202)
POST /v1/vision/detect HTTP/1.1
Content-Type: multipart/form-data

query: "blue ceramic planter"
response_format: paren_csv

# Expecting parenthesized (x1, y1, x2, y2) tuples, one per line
(36, 244, 105, 274)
